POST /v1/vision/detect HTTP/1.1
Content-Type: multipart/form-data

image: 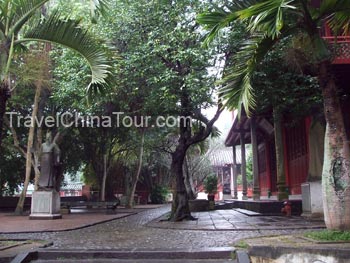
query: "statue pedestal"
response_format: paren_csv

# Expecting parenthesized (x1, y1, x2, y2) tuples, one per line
(29, 190, 62, 220)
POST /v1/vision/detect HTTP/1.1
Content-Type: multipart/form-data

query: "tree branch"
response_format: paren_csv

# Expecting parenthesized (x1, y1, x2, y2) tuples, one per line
(188, 103, 223, 146)
(4, 116, 27, 157)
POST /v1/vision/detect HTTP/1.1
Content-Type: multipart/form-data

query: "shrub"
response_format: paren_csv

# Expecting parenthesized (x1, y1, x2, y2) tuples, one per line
(203, 175, 218, 194)
(150, 185, 168, 204)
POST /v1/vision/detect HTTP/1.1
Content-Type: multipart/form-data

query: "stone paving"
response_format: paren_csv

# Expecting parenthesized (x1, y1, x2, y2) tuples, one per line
(0, 205, 325, 253)
(148, 209, 325, 231)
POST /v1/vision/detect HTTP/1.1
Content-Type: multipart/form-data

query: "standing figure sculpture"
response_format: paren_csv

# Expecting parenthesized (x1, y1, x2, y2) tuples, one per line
(38, 132, 61, 190)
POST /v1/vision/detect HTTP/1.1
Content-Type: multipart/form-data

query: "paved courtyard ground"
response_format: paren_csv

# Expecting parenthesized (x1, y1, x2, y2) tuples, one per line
(0, 205, 324, 253)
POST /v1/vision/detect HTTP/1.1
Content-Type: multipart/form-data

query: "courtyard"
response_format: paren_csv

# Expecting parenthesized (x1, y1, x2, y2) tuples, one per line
(1, 0, 350, 262)
(0, 205, 331, 262)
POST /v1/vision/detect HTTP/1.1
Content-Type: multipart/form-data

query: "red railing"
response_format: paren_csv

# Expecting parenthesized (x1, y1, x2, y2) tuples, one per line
(323, 36, 350, 64)
(322, 24, 350, 64)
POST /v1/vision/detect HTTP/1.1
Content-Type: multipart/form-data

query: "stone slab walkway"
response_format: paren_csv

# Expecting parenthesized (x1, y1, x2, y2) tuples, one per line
(148, 209, 326, 231)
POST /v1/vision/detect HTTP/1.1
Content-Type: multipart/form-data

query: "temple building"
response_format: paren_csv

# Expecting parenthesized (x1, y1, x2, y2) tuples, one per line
(225, 18, 350, 217)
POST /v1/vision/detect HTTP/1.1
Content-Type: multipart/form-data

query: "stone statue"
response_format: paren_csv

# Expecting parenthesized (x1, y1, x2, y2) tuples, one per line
(38, 132, 61, 190)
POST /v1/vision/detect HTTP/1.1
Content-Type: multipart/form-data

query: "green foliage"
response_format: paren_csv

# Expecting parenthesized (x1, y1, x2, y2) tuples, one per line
(197, 0, 350, 114)
(23, 11, 112, 97)
(150, 185, 168, 204)
(0, 0, 112, 91)
(0, 144, 25, 196)
(241, 151, 253, 187)
(103, 0, 221, 118)
(251, 39, 322, 117)
(203, 175, 218, 194)
(305, 230, 350, 242)
(82, 164, 99, 188)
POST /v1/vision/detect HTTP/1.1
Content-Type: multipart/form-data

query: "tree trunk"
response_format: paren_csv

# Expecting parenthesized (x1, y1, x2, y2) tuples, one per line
(183, 155, 196, 200)
(168, 82, 222, 220)
(0, 82, 10, 150)
(100, 154, 107, 202)
(33, 157, 41, 191)
(319, 62, 350, 230)
(273, 108, 288, 201)
(126, 130, 145, 208)
(33, 127, 43, 191)
(33, 89, 48, 190)
(169, 146, 193, 221)
(15, 81, 42, 215)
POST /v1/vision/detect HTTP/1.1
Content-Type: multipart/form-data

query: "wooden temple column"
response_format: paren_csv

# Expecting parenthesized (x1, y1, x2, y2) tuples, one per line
(251, 116, 260, 200)
(240, 132, 248, 200)
(232, 145, 238, 199)
(273, 110, 288, 201)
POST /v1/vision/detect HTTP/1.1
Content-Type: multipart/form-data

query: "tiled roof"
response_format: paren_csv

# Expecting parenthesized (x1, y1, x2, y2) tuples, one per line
(206, 147, 242, 166)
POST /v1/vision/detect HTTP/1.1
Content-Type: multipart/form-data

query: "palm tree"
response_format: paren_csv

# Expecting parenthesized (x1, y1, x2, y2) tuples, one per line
(0, 0, 111, 149)
(198, 0, 350, 230)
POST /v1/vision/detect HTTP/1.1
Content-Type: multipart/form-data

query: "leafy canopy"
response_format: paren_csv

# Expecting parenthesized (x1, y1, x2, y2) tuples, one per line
(197, 0, 350, 114)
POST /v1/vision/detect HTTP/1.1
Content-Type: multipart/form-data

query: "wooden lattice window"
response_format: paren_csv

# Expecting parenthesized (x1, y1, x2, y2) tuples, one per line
(286, 121, 307, 161)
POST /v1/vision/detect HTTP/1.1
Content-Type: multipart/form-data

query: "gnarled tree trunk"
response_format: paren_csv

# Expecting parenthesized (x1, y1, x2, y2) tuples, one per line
(170, 146, 192, 221)
(320, 62, 350, 230)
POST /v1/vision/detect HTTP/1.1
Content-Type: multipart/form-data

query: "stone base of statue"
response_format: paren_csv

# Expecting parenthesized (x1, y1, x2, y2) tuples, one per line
(29, 190, 62, 220)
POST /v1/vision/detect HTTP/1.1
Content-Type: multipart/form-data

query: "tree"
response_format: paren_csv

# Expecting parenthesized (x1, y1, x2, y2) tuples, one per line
(102, 0, 228, 219)
(15, 50, 49, 214)
(98, 0, 226, 215)
(0, 140, 25, 196)
(0, 0, 111, 151)
(198, 0, 350, 230)
(0, 0, 112, 214)
(138, 1, 225, 221)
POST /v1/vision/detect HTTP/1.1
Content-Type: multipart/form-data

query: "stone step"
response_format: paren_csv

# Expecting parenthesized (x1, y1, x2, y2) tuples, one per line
(233, 208, 262, 216)
(214, 202, 235, 210)
(12, 247, 236, 263)
(32, 259, 236, 263)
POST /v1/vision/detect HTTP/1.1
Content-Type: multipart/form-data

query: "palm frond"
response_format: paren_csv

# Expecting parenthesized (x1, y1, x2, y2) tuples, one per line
(0, 0, 9, 33)
(226, 0, 261, 13)
(237, 0, 299, 39)
(219, 34, 277, 116)
(314, 0, 350, 30)
(8, 0, 49, 36)
(327, 11, 350, 35)
(319, 0, 350, 16)
(210, 126, 221, 139)
(18, 11, 112, 97)
(197, 0, 259, 47)
(89, 0, 111, 23)
(197, 11, 238, 47)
